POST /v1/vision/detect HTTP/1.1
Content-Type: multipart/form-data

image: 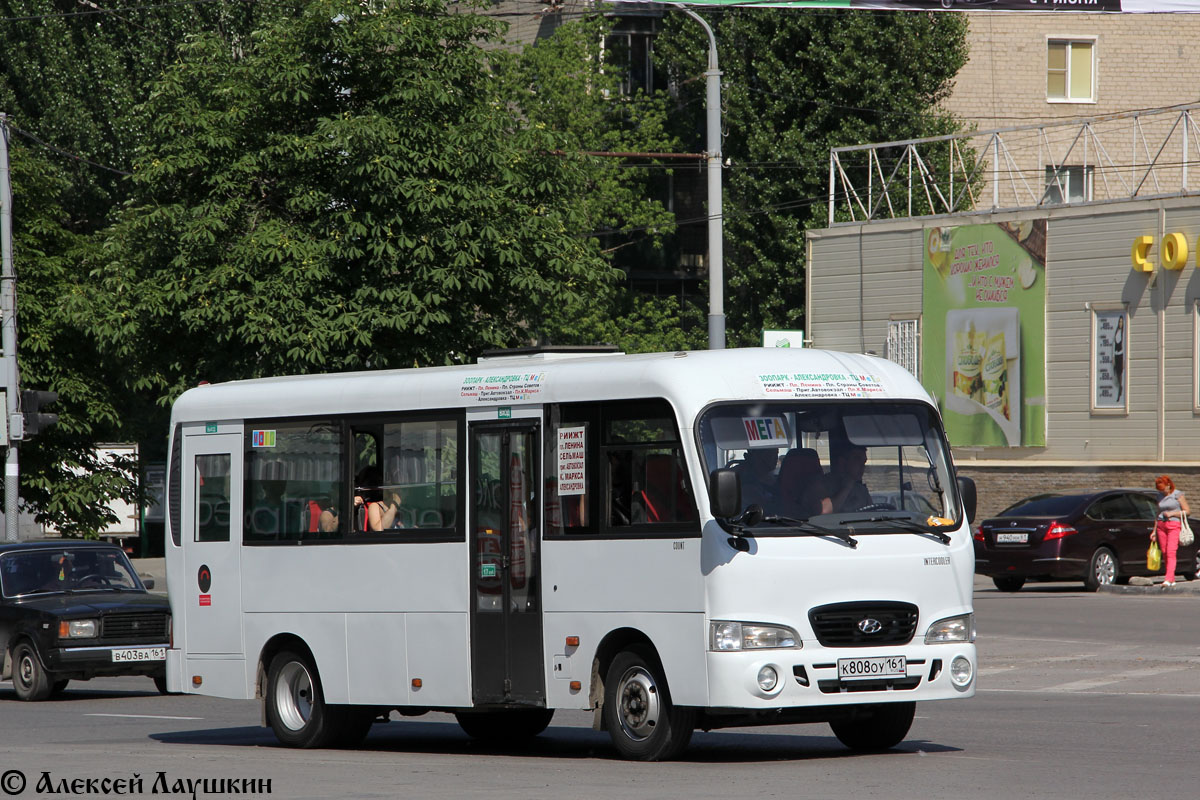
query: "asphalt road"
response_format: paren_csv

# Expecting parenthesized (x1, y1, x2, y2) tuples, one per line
(1, 576, 1197, 800)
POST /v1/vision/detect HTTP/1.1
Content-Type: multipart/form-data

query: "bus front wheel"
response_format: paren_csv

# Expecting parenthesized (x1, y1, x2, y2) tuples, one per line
(266, 650, 370, 748)
(603, 646, 695, 761)
(830, 702, 915, 751)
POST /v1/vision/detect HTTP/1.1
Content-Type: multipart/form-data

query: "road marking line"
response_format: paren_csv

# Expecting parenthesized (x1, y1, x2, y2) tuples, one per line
(980, 688, 1200, 699)
(84, 713, 203, 720)
(1035, 665, 1191, 692)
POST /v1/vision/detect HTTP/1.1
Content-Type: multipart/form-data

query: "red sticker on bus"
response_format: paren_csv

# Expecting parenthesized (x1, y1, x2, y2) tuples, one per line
(198, 594, 211, 606)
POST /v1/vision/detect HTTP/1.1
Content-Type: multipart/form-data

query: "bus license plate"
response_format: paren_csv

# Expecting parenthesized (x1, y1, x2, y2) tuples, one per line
(996, 532, 1028, 544)
(838, 655, 906, 681)
(111, 647, 166, 663)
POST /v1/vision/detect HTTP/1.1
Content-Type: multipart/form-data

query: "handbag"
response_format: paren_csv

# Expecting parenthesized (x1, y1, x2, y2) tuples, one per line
(1147, 539, 1162, 571)
(1180, 514, 1195, 547)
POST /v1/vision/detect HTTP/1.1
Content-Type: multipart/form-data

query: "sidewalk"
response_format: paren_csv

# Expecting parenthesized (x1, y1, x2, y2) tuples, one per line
(1099, 575, 1200, 595)
(131, 557, 166, 594)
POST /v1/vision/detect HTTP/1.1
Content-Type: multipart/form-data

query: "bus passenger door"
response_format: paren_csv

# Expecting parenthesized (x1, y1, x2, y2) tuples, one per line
(469, 423, 545, 705)
(181, 430, 244, 656)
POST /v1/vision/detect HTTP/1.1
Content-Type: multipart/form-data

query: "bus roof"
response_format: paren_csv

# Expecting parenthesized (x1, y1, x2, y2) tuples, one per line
(169, 347, 931, 427)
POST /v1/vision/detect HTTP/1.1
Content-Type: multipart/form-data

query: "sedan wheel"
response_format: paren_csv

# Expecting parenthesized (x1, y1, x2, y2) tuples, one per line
(12, 641, 53, 701)
(1084, 548, 1117, 592)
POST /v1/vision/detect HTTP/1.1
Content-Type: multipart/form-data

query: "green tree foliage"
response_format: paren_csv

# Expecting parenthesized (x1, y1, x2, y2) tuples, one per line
(84, 0, 627, 407)
(0, 0, 274, 531)
(498, 13, 706, 352)
(653, 9, 969, 346)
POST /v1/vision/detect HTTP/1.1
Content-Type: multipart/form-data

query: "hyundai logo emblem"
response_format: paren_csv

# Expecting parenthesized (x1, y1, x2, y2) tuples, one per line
(857, 618, 884, 635)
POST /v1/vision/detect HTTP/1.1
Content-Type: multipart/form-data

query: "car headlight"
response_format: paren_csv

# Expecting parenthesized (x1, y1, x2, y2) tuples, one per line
(924, 613, 976, 644)
(710, 621, 801, 651)
(58, 619, 98, 639)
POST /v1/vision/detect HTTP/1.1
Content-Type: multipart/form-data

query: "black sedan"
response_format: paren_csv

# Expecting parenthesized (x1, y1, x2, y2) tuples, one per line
(1, 540, 170, 700)
(974, 489, 1200, 592)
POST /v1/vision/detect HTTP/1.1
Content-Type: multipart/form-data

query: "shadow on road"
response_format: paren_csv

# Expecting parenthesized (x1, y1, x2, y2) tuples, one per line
(150, 719, 961, 763)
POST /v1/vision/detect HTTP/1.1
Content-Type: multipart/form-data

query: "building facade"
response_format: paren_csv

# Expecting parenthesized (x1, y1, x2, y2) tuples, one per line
(943, 12, 1200, 208)
(808, 196, 1200, 520)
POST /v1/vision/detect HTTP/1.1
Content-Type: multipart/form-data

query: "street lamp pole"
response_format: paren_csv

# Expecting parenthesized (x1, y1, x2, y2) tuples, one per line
(0, 115, 21, 541)
(680, 7, 724, 350)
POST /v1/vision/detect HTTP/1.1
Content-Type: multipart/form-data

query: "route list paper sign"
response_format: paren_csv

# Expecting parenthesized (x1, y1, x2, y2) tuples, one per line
(460, 372, 545, 403)
(557, 427, 586, 496)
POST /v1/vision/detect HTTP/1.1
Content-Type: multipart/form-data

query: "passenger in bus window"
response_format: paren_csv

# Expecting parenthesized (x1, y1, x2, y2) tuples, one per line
(305, 499, 339, 534)
(733, 447, 779, 514)
(369, 487, 404, 530)
(810, 444, 872, 514)
(354, 467, 404, 531)
(778, 448, 832, 518)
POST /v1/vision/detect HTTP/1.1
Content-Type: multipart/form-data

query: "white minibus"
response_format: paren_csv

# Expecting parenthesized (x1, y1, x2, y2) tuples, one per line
(164, 346, 977, 760)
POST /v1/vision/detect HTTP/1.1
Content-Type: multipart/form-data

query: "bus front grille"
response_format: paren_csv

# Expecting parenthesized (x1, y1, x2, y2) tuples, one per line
(808, 602, 918, 647)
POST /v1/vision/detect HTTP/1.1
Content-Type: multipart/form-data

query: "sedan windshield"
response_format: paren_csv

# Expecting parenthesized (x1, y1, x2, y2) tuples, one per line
(698, 401, 961, 530)
(0, 549, 142, 597)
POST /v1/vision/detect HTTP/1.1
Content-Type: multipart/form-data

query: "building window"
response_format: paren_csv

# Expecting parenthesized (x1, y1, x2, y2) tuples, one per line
(1194, 304, 1200, 413)
(887, 318, 920, 379)
(1043, 165, 1094, 205)
(603, 17, 660, 97)
(1092, 307, 1127, 413)
(1047, 39, 1095, 103)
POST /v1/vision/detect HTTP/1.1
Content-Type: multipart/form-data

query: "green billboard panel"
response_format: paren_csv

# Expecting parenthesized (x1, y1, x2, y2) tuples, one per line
(922, 221, 1046, 448)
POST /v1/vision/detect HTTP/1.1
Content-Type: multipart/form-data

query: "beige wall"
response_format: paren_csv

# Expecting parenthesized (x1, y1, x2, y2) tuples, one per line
(947, 12, 1200, 128)
(937, 13, 1200, 211)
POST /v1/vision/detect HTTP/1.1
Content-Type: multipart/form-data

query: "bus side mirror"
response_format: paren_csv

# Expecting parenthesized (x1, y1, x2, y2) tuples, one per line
(957, 476, 977, 523)
(709, 469, 742, 519)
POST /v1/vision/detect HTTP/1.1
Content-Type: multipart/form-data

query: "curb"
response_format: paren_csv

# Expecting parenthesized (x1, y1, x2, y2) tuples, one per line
(1099, 580, 1200, 595)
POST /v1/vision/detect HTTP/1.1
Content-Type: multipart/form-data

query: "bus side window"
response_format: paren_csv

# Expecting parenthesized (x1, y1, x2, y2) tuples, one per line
(244, 421, 344, 543)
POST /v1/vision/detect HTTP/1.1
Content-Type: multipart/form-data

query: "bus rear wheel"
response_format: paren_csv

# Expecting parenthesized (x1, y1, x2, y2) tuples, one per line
(603, 646, 695, 761)
(830, 702, 915, 751)
(266, 650, 371, 748)
(455, 708, 554, 741)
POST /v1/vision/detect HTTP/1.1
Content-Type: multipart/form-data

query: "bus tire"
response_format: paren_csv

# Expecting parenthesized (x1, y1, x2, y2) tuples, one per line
(12, 641, 53, 702)
(830, 702, 915, 751)
(266, 650, 340, 748)
(603, 645, 694, 761)
(455, 708, 554, 741)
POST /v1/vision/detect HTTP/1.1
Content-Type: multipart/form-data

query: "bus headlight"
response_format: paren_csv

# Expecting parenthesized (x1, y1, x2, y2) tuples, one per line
(710, 622, 801, 651)
(924, 613, 976, 644)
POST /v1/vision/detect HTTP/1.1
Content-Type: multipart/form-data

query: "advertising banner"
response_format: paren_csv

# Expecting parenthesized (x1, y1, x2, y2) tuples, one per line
(921, 221, 1046, 447)
(1093, 310, 1127, 409)
(634, 0, 1197, 11)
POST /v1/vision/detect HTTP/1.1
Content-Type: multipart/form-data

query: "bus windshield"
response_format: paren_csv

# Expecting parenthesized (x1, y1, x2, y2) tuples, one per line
(698, 401, 961, 530)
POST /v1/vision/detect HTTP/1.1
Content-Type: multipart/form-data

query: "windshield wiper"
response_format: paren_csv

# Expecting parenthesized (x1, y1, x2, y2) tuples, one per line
(759, 514, 859, 549)
(836, 513, 952, 545)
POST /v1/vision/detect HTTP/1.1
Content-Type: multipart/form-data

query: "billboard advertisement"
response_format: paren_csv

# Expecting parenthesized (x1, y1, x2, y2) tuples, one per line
(921, 221, 1046, 447)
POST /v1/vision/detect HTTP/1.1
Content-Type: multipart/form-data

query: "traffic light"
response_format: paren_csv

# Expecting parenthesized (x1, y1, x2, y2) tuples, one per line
(21, 389, 58, 438)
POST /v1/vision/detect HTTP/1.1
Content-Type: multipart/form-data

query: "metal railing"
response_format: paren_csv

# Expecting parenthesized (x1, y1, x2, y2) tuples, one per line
(828, 103, 1200, 226)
